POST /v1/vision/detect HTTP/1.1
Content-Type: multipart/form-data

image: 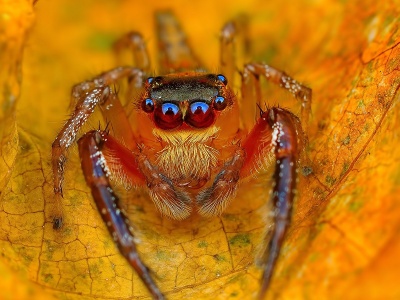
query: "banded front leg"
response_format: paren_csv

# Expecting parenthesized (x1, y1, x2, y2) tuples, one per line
(51, 67, 143, 228)
(256, 108, 301, 299)
(77, 130, 164, 300)
(197, 107, 302, 299)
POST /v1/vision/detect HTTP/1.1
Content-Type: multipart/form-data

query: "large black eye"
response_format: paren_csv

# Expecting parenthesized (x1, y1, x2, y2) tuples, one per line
(190, 102, 209, 115)
(162, 103, 180, 115)
(154, 102, 183, 129)
(141, 98, 154, 112)
(185, 101, 215, 128)
(213, 96, 227, 111)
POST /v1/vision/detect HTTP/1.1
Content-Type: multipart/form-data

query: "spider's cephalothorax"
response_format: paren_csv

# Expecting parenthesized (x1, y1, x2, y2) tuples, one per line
(52, 11, 311, 300)
(135, 72, 241, 219)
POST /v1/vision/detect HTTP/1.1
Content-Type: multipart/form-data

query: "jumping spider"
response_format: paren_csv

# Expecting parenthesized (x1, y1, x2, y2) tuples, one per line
(52, 11, 311, 299)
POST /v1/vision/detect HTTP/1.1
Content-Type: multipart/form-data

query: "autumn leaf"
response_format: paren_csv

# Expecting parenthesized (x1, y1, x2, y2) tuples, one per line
(1, 0, 399, 299)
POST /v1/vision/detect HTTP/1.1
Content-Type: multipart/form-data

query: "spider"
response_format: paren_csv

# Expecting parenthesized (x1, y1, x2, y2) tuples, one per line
(52, 11, 311, 300)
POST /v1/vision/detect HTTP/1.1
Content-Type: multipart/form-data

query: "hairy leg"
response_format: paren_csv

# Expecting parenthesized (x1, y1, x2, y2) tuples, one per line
(77, 130, 164, 300)
(256, 108, 301, 299)
(155, 11, 202, 73)
(113, 31, 151, 73)
(197, 107, 302, 299)
(52, 67, 143, 228)
(219, 21, 237, 85)
(219, 17, 255, 131)
(243, 63, 312, 131)
(219, 16, 251, 87)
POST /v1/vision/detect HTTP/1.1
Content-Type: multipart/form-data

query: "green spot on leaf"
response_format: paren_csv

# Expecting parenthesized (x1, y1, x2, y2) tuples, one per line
(44, 273, 53, 283)
(325, 175, 336, 186)
(342, 135, 350, 146)
(309, 253, 320, 262)
(18, 133, 32, 153)
(86, 31, 116, 51)
(214, 254, 227, 262)
(230, 291, 239, 297)
(229, 234, 251, 247)
(155, 250, 170, 261)
(340, 161, 350, 178)
(349, 200, 363, 212)
(198, 240, 208, 248)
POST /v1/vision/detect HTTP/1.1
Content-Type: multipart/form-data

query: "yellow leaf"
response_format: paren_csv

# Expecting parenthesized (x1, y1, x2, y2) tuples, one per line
(1, 0, 399, 299)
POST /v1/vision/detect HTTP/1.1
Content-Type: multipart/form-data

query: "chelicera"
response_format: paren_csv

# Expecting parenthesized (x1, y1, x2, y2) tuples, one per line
(52, 11, 311, 299)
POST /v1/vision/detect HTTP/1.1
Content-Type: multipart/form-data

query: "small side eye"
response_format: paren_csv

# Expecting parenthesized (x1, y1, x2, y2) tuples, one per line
(141, 98, 155, 112)
(217, 74, 228, 85)
(213, 96, 227, 111)
(146, 76, 163, 87)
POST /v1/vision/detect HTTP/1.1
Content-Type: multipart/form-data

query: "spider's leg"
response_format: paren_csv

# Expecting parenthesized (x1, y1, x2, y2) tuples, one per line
(198, 107, 302, 299)
(111, 33, 150, 106)
(113, 31, 151, 73)
(240, 69, 261, 131)
(255, 108, 300, 299)
(219, 16, 250, 86)
(243, 62, 312, 131)
(155, 11, 202, 73)
(77, 130, 164, 300)
(52, 67, 143, 228)
(243, 108, 301, 299)
(220, 21, 236, 85)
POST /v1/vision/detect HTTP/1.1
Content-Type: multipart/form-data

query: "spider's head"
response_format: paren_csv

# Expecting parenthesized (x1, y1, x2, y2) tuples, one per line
(140, 73, 234, 130)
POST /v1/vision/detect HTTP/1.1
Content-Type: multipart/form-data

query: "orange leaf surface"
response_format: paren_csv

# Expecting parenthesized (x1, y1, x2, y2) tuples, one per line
(1, 0, 399, 299)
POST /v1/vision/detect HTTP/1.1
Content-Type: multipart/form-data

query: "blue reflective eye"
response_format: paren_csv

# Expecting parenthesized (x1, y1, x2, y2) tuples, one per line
(215, 96, 225, 105)
(162, 103, 180, 115)
(213, 96, 227, 110)
(142, 98, 154, 112)
(217, 74, 228, 85)
(147, 77, 154, 84)
(190, 102, 209, 114)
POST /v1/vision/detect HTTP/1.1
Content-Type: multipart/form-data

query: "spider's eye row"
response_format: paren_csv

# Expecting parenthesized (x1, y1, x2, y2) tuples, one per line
(142, 98, 155, 112)
(217, 74, 228, 85)
(213, 96, 227, 111)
